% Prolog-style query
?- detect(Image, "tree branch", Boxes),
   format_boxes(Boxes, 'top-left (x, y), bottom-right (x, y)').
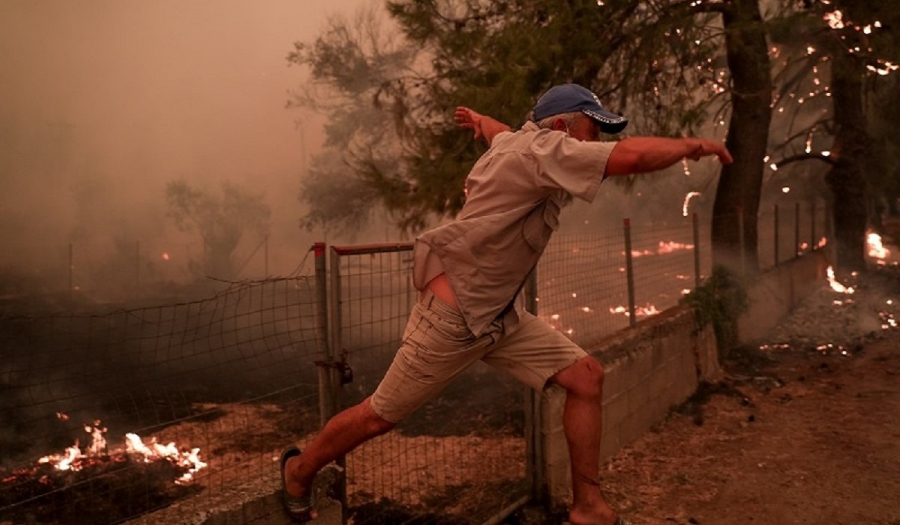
top-left (774, 152), bottom-right (838, 169)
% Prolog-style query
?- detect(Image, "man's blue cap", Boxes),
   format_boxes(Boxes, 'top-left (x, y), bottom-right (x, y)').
top-left (533, 84), bottom-right (628, 134)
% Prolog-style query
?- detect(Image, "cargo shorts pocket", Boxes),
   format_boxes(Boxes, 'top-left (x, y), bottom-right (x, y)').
top-left (398, 304), bottom-right (483, 384)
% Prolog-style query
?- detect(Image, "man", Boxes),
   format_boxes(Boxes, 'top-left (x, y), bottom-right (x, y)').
top-left (281, 83), bottom-right (732, 525)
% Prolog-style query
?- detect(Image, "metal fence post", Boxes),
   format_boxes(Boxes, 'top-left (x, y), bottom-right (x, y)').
top-left (774, 203), bottom-right (780, 267)
top-left (811, 200), bottom-right (817, 250)
top-left (328, 247), bottom-right (343, 418)
top-left (522, 268), bottom-right (544, 504)
top-left (692, 213), bottom-right (701, 289)
top-left (794, 202), bottom-right (801, 259)
top-left (623, 218), bottom-right (636, 328)
top-left (314, 242), bottom-right (332, 428)
top-left (328, 246), bottom-right (349, 521)
top-left (738, 206), bottom-right (746, 277)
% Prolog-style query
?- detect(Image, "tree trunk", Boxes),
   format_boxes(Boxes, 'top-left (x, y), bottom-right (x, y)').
top-left (825, 49), bottom-right (869, 270)
top-left (711, 0), bottom-right (772, 276)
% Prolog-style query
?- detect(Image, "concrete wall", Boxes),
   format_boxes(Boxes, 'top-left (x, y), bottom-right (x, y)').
top-left (737, 249), bottom-right (831, 344)
top-left (539, 249), bottom-right (831, 508)
top-left (540, 305), bottom-right (719, 505)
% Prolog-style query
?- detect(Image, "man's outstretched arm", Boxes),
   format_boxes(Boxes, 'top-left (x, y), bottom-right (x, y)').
top-left (455, 107), bottom-right (512, 146)
top-left (605, 136), bottom-right (732, 176)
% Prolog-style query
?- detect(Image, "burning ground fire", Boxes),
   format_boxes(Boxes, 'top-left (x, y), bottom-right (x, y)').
top-left (624, 240), bottom-right (694, 258)
top-left (12, 416), bottom-right (207, 486)
top-left (760, 262), bottom-right (899, 355)
top-left (867, 232), bottom-right (892, 265)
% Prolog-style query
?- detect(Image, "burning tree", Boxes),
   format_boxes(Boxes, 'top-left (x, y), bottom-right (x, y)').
top-left (165, 180), bottom-right (270, 280)
top-left (293, 0), bottom-right (899, 274)
top-left (764, 1), bottom-right (900, 270)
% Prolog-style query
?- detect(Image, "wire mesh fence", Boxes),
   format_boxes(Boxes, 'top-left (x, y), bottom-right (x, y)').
top-left (536, 214), bottom-right (709, 348)
top-left (758, 200), bottom-right (830, 270)
top-left (0, 203), bottom-right (833, 524)
top-left (0, 276), bottom-right (326, 525)
top-left (328, 244), bottom-right (529, 525)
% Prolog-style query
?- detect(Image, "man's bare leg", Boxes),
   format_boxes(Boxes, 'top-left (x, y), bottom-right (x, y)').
top-left (551, 356), bottom-right (618, 525)
top-left (284, 397), bottom-right (395, 516)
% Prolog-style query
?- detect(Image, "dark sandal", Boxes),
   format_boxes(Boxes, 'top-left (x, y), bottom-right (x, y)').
top-left (563, 518), bottom-right (631, 525)
top-left (280, 446), bottom-right (315, 522)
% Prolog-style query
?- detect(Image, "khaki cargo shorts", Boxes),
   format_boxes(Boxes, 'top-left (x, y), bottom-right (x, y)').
top-left (370, 289), bottom-right (587, 423)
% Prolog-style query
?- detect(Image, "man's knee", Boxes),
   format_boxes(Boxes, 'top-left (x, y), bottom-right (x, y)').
top-left (556, 356), bottom-right (605, 399)
top-left (578, 358), bottom-right (605, 398)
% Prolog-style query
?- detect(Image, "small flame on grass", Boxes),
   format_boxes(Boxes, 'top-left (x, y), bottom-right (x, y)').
top-left (609, 304), bottom-right (660, 317)
top-left (125, 434), bottom-right (207, 485)
top-left (32, 418), bottom-right (206, 485)
top-left (826, 266), bottom-right (854, 294)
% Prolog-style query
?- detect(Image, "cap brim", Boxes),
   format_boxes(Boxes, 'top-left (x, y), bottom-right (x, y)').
top-left (583, 108), bottom-right (628, 134)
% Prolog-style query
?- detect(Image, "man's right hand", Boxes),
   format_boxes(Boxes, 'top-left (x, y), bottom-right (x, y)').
top-left (454, 107), bottom-right (485, 141)
top-left (454, 107), bottom-right (512, 146)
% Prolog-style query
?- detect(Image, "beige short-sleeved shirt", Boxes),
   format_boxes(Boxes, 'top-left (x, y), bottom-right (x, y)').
top-left (413, 121), bottom-right (615, 336)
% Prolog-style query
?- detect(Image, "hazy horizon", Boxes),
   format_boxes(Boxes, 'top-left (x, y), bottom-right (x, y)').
top-left (0, 0), bottom-right (387, 299)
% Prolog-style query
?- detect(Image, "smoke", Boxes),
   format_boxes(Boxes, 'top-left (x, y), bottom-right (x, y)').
top-left (0, 0), bottom-right (373, 302)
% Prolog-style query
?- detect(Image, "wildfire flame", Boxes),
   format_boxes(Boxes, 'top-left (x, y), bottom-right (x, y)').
top-left (657, 241), bottom-right (694, 254)
top-left (609, 304), bottom-right (660, 317)
top-left (126, 433), bottom-right (207, 484)
top-left (624, 240), bottom-right (694, 258)
top-left (867, 232), bottom-right (890, 264)
top-left (33, 419), bottom-right (206, 485)
top-left (826, 266), bottom-right (854, 294)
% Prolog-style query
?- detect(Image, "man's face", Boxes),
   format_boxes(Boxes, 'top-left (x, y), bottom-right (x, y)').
top-left (567, 114), bottom-right (601, 142)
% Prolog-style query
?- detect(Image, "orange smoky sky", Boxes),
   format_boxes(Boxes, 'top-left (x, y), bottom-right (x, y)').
top-left (0, 0), bottom-right (370, 279)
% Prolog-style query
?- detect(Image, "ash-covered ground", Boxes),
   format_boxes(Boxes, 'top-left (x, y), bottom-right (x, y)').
top-left (763, 264), bottom-right (900, 354)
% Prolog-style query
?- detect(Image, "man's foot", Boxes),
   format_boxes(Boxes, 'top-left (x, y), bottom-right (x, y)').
top-left (280, 446), bottom-right (317, 522)
top-left (565, 517), bottom-right (630, 525)
top-left (567, 504), bottom-right (623, 525)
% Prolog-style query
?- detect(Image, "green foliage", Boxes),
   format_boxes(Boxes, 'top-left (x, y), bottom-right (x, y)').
top-left (287, 6), bottom-right (427, 232)
top-left (680, 265), bottom-right (748, 357)
top-left (293, 0), bottom-right (729, 233)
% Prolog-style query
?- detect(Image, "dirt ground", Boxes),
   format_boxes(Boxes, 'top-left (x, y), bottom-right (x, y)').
top-left (508, 259), bottom-right (900, 525)
top-left (593, 331), bottom-right (900, 525)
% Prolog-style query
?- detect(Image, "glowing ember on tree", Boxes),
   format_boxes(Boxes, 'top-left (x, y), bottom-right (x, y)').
top-left (682, 192), bottom-right (701, 217)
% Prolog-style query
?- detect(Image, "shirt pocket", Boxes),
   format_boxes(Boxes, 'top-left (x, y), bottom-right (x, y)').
top-left (522, 198), bottom-right (561, 252)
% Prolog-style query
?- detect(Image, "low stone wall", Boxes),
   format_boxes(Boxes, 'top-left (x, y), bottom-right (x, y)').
top-left (737, 249), bottom-right (831, 344)
top-left (539, 305), bottom-right (719, 506)
top-left (540, 249), bottom-right (831, 508)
